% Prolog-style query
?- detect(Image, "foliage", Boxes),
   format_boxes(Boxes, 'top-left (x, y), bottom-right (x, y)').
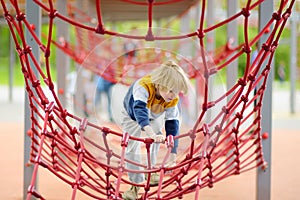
top-left (0, 15), bottom-right (297, 86)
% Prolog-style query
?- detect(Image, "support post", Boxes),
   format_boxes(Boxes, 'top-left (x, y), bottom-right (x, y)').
top-left (226, 0), bottom-right (238, 171)
top-left (289, 10), bottom-right (298, 114)
top-left (226, 0), bottom-right (238, 91)
top-left (56, 0), bottom-right (70, 108)
top-left (24, 1), bottom-right (41, 199)
top-left (73, 0), bottom-right (88, 117)
top-left (257, 1), bottom-right (273, 200)
top-left (194, 2), bottom-right (202, 117)
top-left (206, 0), bottom-right (215, 122)
top-left (9, 33), bottom-right (15, 102)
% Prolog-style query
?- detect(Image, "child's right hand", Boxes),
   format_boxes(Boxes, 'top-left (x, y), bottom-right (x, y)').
top-left (152, 134), bottom-right (165, 143)
top-left (143, 125), bottom-right (165, 143)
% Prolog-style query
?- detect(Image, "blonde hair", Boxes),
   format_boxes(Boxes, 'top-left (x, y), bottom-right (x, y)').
top-left (151, 60), bottom-right (189, 94)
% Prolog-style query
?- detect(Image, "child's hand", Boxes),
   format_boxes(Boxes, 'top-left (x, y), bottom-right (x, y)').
top-left (152, 134), bottom-right (165, 143)
top-left (143, 125), bottom-right (165, 143)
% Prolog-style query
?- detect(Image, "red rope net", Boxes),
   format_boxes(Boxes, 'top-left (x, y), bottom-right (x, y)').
top-left (0, 0), bottom-right (295, 199)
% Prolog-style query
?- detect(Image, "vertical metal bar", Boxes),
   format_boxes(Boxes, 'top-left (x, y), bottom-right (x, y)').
top-left (206, 0), bottom-right (215, 122)
top-left (24, 1), bottom-right (41, 199)
top-left (226, 0), bottom-right (238, 172)
top-left (289, 10), bottom-right (297, 114)
top-left (206, 0), bottom-right (215, 51)
top-left (257, 1), bottom-right (273, 200)
top-left (179, 12), bottom-right (190, 55)
top-left (73, 0), bottom-right (85, 116)
top-left (56, 0), bottom-right (70, 108)
top-left (226, 0), bottom-right (238, 90)
top-left (194, 2), bottom-right (201, 117)
top-left (9, 34), bottom-right (15, 102)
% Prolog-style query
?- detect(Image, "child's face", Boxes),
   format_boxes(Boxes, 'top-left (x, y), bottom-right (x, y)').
top-left (159, 88), bottom-right (178, 102)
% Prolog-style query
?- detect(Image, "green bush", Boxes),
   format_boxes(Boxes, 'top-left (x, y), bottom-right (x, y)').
top-left (0, 20), bottom-right (295, 86)
top-left (0, 26), bottom-right (10, 57)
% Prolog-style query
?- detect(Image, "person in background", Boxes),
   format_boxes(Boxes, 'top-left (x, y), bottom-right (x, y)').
top-left (121, 60), bottom-right (190, 200)
top-left (123, 27), bottom-right (141, 65)
top-left (251, 43), bottom-right (259, 66)
top-left (94, 75), bottom-right (115, 122)
top-left (251, 43), bottom-right (259, 106)
top-left (278, 61), bottom-right (286, 83)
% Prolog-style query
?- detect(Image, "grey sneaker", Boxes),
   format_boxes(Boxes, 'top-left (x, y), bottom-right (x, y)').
top-left (145, 173), bottom-right (160, 186)
top-left (122, 186), bottom-right (140, 200)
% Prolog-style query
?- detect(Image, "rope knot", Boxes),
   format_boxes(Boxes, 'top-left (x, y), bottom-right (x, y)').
top-left (243, 45), bottom-right (251, 54)
top-left (145, 30), bottom-right (154, 41)
top-left (222, 106), bottom-right (229, 114)
top-left (283, 8), bottom-right (291, 19)
top-left (23, 46), bottom-right (32, 55)
top-left (241, 8), bottom-right (250, 17)
top-left (235, 112), bottom-right (243, 119)
top-left (32, 80), bottom-right (40, 88)
top-left (238, 78), bottom-right (246, 86)
top-left (248, 74), bottom-right (256, 82)
top-left (95, 24), bottom-right (105, 34)
top-left (241, 95), bottom-right (248, 103)
top-left (16, 12), bottom-right (26, 21)
top-left (49, 10), bottom-right (58, 19)
top-left (262, 43), bottom-right (270, 51)
top-left (272, 12), bottom-right (281, 21)
top-left (197, 29), bottom-right (205, 39)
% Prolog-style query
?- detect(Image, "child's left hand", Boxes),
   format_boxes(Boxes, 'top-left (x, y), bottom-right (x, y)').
top-left (153, 134), bottom-right (165, 143)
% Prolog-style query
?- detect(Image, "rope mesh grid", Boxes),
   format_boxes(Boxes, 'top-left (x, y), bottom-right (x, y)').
top-left (0, 0), bottom-right (295, 199)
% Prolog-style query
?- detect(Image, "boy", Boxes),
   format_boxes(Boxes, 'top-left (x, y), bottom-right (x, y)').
top-left (121, 60), bottom-right (189, 200)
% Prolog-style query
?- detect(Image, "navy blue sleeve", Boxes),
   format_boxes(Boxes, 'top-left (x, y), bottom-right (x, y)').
top-left (133, 100), bottom-right (150, 128)
top-left (165, 119), bottom-right (179, 153)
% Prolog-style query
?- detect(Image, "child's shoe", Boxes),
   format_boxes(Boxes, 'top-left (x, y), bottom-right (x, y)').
top-left (122, 186), bottom-right (140, 200)
top-left (145, 173), bottom-right (160, 186)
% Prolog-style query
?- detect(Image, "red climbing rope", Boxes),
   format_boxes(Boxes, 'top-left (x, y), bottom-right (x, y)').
top-left (0, 0), bottom-right (295, 199)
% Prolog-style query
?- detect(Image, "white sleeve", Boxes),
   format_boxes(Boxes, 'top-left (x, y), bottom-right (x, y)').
top-left (132, 82), bottom-right (149, 103)
top-left (165, 106), bottom-right (180, 121)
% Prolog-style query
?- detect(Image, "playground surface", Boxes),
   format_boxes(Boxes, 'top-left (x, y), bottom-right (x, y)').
top-left (0, 84), bottom-right (299, 200)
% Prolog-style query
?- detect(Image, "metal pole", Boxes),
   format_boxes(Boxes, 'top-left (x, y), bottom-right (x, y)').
top-left (226, 0), bottom-right (238, 100)
top-left (257, 1), bottom-right (273, 200)
top-left (9, 33), bottom-right (15, 102)
top-left (289, 10), bottom-right (298, 114)
top-left (56, 0), bottom-right (70, 108)
top-left (179, 12), bottom-right (190, 56)
top-left (206, 0), bottom-right (215, 122)
top-left (226, 0), bottom-right (238, 172)
top-left (24, 1), bottom-right (41, 199)
top-left (73, 0), bottom-right (86, 116)
top-left (195, 2), bottom-right (201, 117)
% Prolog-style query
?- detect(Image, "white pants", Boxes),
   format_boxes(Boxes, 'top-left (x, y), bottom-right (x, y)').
top-left (121, 109), bottom-right (163, 183)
